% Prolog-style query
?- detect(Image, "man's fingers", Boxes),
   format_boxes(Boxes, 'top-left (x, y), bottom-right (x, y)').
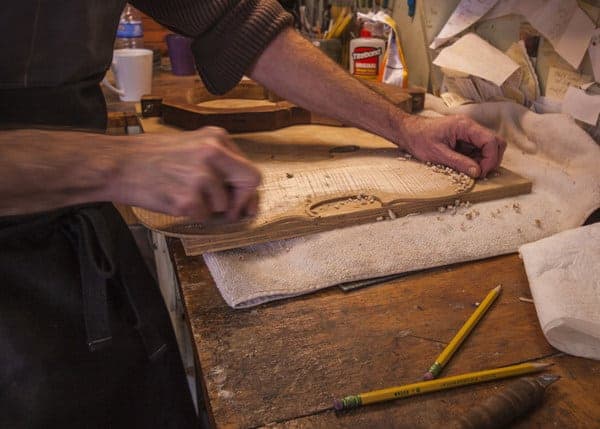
top-left (198, 126), bottom-right (244, 156)
top-left (244, 192), bottom-right (259, 217)
top-left (436, 144), bottom-right (481, 178)
top-left (227, 186), bottom-right (258, 221)
top-left (207, 144), bottom-right (262, 190)
top-left (454, 116), bottom-right (505, 177)
top-left (201, 173), bottom-right (229, 214)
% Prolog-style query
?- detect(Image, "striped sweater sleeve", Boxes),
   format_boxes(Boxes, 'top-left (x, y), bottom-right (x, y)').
top-left (131, 0), bottom-right (293, 94)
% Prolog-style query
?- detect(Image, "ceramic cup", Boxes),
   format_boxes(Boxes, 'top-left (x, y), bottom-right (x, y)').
top-left (102, 48), bottom-right (153, 101)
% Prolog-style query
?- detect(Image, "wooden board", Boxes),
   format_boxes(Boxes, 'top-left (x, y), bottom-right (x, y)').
top-left (158, 79), bottom-right (419, 132)
top-left (167, 243), bottom-right (600, 429)
top-left (133, 124), bottom-right (531, 255)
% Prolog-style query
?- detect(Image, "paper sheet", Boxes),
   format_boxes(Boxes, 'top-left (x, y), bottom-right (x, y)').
top-left (504, 41), bottom-right (540, 103)
top-left (472, 76), bottom-right (504, 100)
top-left (545, 66), bottom-right (592, 100)
top-left (562, 86), bottom-right (600, 125)
top-left (433, 33), bottom-right (519, 86)
top-left (484, 0), bottom-right (594, 69)
top-left (429, 0), bottom-right (500, 49)
top-left (520, 223), bottom-right (600, 361)
top-left (588, 29), bottom-right (600, 83)
top-left (530, 1), bottom-right (594, 69)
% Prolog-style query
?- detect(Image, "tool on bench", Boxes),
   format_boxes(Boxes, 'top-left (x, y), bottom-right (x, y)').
top-left (333, 361), bottom-right (552, 411)
top-left (450, 374), bottom-right (561, 429)
top-left (424, 284), bottom-right (502, 380)
top-left (333, 284), bottom-right (559, 418)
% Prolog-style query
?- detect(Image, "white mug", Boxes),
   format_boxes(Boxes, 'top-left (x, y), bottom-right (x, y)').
top-left (102, 49), bottom-right (153, 102)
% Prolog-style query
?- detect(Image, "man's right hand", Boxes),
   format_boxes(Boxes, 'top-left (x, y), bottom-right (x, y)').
top-left (117, 126), bottom-right (261, 222)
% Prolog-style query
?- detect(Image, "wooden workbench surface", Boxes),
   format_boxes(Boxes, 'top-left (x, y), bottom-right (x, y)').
top-left (168, 239), bottom-right (600, 428)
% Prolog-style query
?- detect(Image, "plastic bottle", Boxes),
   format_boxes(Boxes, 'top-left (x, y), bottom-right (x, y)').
top-left (349, 26), bottom-right (386, 80)
top-left (114, 4), bottom-right (144, 49)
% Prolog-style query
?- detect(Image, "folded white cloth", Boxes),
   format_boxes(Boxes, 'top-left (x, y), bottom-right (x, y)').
top-left (519, 223), bottom-right (600, 360)
top-left (204, 98), bottom-right (600, 308)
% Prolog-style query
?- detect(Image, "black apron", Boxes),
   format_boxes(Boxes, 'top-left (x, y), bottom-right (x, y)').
top-left (0, 2), bottom-right (196, 427)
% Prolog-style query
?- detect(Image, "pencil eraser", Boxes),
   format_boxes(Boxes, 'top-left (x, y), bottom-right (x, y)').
top-left (423, 371), bottom-right (434, 381)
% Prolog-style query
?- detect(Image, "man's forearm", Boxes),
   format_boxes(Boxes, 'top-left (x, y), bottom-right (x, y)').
top-left (0, 129), bottom-right (122, 216)
top-left (248, 27), bottom-right (413, 150)
top-left (248, 27), bottom-right (506, 178)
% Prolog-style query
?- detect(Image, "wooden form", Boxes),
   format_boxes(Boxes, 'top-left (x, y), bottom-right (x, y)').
top-left (133, 123), bottom-right (531, 255)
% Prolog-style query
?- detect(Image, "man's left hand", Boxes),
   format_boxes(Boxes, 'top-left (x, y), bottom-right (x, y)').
top-left (400, 115), bottom-right (507, 178)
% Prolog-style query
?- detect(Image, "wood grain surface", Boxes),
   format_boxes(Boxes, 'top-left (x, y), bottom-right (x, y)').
top-left (168, 240), bottom-right (600, 429)
top-left (133, 122), bottom-right (531, 255)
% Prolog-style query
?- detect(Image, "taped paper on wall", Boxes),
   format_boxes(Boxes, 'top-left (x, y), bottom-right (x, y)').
top-left (433, 33), bottom-right (519, 86)
top-left (588, 29), bottom-right (600, 83)
top-left (483, 0), bottom-right (594, 69)
top-left (504, 41), bottom-right (540, 104)
top-left (561, 87), bottom-right (600, 125)
top-left (430, 0), bottom-right (500, 49)
top-left (545, 66), bottom-right (592, 100)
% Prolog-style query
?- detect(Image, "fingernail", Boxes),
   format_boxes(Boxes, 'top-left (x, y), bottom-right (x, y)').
top-left (468, 167), bottom-right (478, 177)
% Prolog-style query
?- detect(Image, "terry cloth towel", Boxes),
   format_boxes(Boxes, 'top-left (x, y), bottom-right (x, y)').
top-left (204, 98), bottom-right (600, 308)
top-left (519, 223), bottom-right (600, 360)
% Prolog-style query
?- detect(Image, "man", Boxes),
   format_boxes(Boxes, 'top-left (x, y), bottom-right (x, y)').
top-left (0, 1), bottom-right (505, 427)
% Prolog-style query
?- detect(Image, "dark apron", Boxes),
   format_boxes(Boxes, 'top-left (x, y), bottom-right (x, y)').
top-left (0, 3), bottom-right (196, 428)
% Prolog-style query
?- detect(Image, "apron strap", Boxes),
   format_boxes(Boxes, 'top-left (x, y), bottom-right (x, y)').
top-left (62, 206), bottom-right (167, 359)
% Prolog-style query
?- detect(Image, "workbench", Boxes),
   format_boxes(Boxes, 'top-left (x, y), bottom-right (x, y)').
top-left (108, 72), bottom-right (600, 428)
top-left (153, 235), bottom-right (600, 429)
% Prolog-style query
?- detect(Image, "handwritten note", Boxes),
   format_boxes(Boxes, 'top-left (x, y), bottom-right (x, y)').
top-left (430, 0), bottom-right (500, 49)
top-left (562, 87), bottom-right (600, 125)
top-left (588, 29), bottom-right (600, 83)
top-left (545, 66), bottom-right (592, 100)
top-left (531, 1), bottom-right (593, 69)
top-left (484, 0), bottom-right (594, 69)
top-left (433, 33), bottom-right (519, 86)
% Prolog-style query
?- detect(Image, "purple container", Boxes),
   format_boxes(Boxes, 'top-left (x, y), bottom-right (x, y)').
top-left (165, 34), bottom-right (196, 76)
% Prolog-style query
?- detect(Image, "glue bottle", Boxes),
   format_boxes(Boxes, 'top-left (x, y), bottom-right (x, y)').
top-left (349, 24), bottom-right (386, 80)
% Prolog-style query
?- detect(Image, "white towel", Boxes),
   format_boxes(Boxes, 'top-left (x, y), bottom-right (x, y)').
top-left (519, 223), bottom-right (600, 360)
top-left (204, 98), bottom-right (600, 308)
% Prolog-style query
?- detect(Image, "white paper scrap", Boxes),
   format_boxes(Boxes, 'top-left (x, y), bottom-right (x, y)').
top-left (433, 33), bottom-right (519, 86)
top-left (588, 29), bottom-right (600, 83)
top-left (430, 0), bottom-right (500, 50)
top-left (545, 66), bottom-right (592, 100)
top-left (485, 0), bottom-right (594, 69)
top-left (536, 4), bottom-right (595, 69)
top-left (561, 87), bottom-right (600, 125)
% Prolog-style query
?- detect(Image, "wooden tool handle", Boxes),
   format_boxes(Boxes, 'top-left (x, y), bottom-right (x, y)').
top-left (450, 375), bottom-right (559, 429)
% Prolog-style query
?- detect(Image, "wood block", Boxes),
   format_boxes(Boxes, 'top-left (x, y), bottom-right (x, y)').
top-left (159, 79), bottom-right (417, 133)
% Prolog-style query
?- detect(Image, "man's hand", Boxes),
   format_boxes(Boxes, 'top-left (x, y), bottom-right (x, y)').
top-left (400, 115), bottom-right (507, 178)
top-left (115, 126), bottom-right (261, 222)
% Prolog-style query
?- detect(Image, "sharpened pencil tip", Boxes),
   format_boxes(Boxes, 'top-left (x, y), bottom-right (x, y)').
top-left (493, 284), bottom-right (502, 292)
top-left (423, 371), bottom-right (434, 381)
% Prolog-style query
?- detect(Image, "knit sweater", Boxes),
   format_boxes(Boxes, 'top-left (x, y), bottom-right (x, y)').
top-left (132, 0), bottom-right (293, 94)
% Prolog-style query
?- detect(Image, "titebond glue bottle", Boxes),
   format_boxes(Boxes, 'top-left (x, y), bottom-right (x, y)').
top-left (349, 26), bottom-right (386, 80)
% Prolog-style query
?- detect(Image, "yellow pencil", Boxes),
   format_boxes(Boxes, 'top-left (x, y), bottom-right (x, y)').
top-left (423, 284), bottom-right (502, 380)
top-left (333, 361), bottom-right (551, 411)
